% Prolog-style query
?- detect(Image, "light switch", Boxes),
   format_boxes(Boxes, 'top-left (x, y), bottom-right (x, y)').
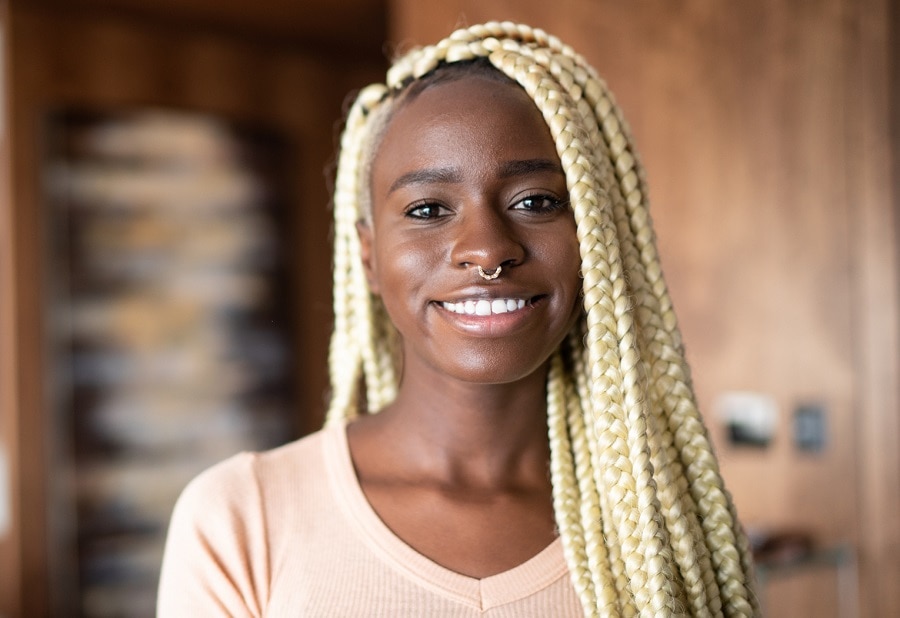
top-left (794, 403), bottom-right (826, 452)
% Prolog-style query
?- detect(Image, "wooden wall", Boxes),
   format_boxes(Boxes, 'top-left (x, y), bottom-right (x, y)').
top-left (2, 1), bottom-right (897, 616)
top-left (0, 2), bottom-right (384, 614)
top-left (387, 1), bottom-right (899, 616)
top-left (0, 1), bottom-right (21, 614)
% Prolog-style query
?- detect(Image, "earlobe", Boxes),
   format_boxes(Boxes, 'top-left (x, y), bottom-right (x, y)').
top-left (356, 220), bottom-right (380, 294)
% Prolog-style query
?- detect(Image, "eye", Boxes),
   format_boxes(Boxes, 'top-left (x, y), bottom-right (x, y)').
top-left (511, 193), bottom-right (569, 214)
top-left (404, 201), bottom-right (451, 220)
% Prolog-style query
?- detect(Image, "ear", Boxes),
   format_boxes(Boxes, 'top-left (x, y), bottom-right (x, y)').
top-left (356, 219), bottom-right (380, 295)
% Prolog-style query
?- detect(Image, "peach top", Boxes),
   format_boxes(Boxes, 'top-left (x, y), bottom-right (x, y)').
top-left (157, 422), bottom-right (582, 616)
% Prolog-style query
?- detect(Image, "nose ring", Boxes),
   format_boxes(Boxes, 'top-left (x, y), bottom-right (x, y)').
top-left (477, 265), bottom-right (502, 280)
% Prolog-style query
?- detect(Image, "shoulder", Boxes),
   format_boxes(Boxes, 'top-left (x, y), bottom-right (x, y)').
top-left (173, 426), bottom-right (334, 519)
top-left (254, 424), bottom-right (335, 481)
top-left (157, 427), bottom-right (339, 616)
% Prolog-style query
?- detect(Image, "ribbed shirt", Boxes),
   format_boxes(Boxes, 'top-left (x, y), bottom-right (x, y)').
top-left (157, 422), bottom-right (583, 616)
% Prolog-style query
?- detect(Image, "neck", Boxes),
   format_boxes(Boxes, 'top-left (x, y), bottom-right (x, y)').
top-left (357, 362), bottom-right (551, 490)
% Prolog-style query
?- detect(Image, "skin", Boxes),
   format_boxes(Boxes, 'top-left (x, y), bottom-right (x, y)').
top-left (349, 74), bottom-right (582, 579)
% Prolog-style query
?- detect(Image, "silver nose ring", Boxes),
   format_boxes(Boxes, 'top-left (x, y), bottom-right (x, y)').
top-left (477, 265), bottom-right (502, 280)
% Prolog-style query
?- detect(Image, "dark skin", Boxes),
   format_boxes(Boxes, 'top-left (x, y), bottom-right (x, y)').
top-left (349, 75), bottom-right (582, 579)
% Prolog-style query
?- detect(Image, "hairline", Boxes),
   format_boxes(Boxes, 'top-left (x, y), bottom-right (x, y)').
top-left (359, 60), bottom-right (541, 224)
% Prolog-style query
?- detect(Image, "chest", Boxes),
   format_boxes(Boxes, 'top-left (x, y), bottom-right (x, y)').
top-left (264, 498), bottom-right (579, 617)
top-left (360, 482), bottom-right (558, 579)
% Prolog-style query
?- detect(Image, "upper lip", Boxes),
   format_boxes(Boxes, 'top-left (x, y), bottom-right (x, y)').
top-left (433, 285), bottom-right (543, 304)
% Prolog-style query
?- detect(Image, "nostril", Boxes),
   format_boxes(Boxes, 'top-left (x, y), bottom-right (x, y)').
top-left (449, 214), bottom-right (527, 269)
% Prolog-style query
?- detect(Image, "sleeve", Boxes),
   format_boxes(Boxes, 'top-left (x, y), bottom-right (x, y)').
top-left (157, 453), bottom-right (270, 617)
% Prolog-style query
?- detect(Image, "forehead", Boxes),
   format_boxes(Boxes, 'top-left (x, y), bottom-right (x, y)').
top-left (371, 75), bottom-right (559, 188)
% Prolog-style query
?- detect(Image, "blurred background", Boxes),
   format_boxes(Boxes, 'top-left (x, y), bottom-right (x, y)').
top-left (0, 0), bottom-right (896, 616)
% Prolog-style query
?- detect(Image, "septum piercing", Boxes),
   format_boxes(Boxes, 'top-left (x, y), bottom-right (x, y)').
top-left (477, 265), bottom-right (502, 280)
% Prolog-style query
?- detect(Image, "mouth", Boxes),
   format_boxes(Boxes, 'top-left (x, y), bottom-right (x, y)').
top-left (439, 296), bottom-right (538, 316)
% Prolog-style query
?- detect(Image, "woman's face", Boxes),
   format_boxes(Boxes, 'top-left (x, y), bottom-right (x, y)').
top-left (360, 74), bottom-right (582, 386)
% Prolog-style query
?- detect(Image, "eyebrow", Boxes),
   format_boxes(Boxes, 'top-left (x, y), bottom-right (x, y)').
top-left (387, 158), bottom-right (564, 195)
top-left (388, 168), bottom-right (461, 194)
top-left (498, 158), bottom-right (564, 178)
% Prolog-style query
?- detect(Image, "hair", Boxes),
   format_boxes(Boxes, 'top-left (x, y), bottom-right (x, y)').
top-left (326, 21), bottom-right (759, 618)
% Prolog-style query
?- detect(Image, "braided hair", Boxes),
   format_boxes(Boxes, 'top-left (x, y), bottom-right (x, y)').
top-left (326, 21), bottom-right (758, 618)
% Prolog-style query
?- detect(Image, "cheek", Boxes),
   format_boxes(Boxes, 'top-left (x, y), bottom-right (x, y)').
top-left (374, 236), bottom-right (440, 284)
top-left (545, 226), bottom-right (583, 324)
top-left (371, 236), bottom-right (441, 323)
top-left (538, 224), bottom-right (581, 283)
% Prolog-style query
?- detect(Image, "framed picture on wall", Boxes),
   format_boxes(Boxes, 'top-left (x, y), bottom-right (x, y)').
top-left (43, 108), bottom-right (298, 617)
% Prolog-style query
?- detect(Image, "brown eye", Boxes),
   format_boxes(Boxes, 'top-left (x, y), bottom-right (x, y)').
top-left (511, 194), bottom-right (568, 214)
top-left (405, 202), bottom-right (450, 220)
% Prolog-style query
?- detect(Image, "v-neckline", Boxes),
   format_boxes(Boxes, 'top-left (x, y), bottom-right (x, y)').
top-left (322, 421), bottom-right (569, 611)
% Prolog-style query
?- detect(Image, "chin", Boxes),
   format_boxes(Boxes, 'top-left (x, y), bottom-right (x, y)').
top-left (440, 356), bottom-right (552, 387)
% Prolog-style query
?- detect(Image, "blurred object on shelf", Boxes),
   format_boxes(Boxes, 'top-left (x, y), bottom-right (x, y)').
top-left (43, 108), bottom-right (297, 617)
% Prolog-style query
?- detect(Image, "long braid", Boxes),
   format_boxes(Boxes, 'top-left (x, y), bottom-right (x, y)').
top-left (547, 352), bottom-right (600, 617)
top-left (567, 328), bottom-right (632, 616)
top-left (327, 83), bottom-right (398, 424)
top-left (326, 21), bottom-right (758, 616)
top-left (327, 85), bottom-right (377, 423)
top-left (539, 47), bottom-right (722, 616)
top-left (586, 60), bottom-right (759, 617)
top-left (465, 45), bottom-right (675, 614)
top-left (529, 39), bottom-right (751, 614)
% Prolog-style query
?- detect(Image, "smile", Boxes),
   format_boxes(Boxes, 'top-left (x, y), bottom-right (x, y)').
top-left (440, 298), bottom-right (529, 316)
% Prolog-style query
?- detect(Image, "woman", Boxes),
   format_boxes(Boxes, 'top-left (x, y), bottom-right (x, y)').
top-left (159, 22), bottom-right (758, 617)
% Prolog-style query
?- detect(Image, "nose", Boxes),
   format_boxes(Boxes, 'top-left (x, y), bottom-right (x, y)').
top-left (449, 205), bottom-right (526, 271)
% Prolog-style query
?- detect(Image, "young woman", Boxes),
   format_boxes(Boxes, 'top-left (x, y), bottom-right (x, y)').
top-left (158, 22), bottom-right (758, 617)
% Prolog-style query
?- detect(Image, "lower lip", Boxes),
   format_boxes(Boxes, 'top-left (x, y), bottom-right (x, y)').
top-left (433, 299), bottom-right (541, 337)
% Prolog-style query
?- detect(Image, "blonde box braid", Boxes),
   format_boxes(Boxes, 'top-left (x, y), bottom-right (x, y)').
top-left (326, 22), bottom-right (758, 618)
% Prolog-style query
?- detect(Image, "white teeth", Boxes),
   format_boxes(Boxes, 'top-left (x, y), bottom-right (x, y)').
top-left (442, 298), bottom-right (530, 316)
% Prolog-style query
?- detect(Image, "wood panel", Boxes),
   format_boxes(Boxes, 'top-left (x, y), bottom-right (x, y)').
top-left (26, 0), bottom-right (388, 59)
top-left (0, 2), bottom-right (23, 616)
top-left (1, 3), bottom-right (384, 613)
top-left (387, 2), bottom-right (897, 616)
top-left (845, 0), bottom-right (900, 615)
